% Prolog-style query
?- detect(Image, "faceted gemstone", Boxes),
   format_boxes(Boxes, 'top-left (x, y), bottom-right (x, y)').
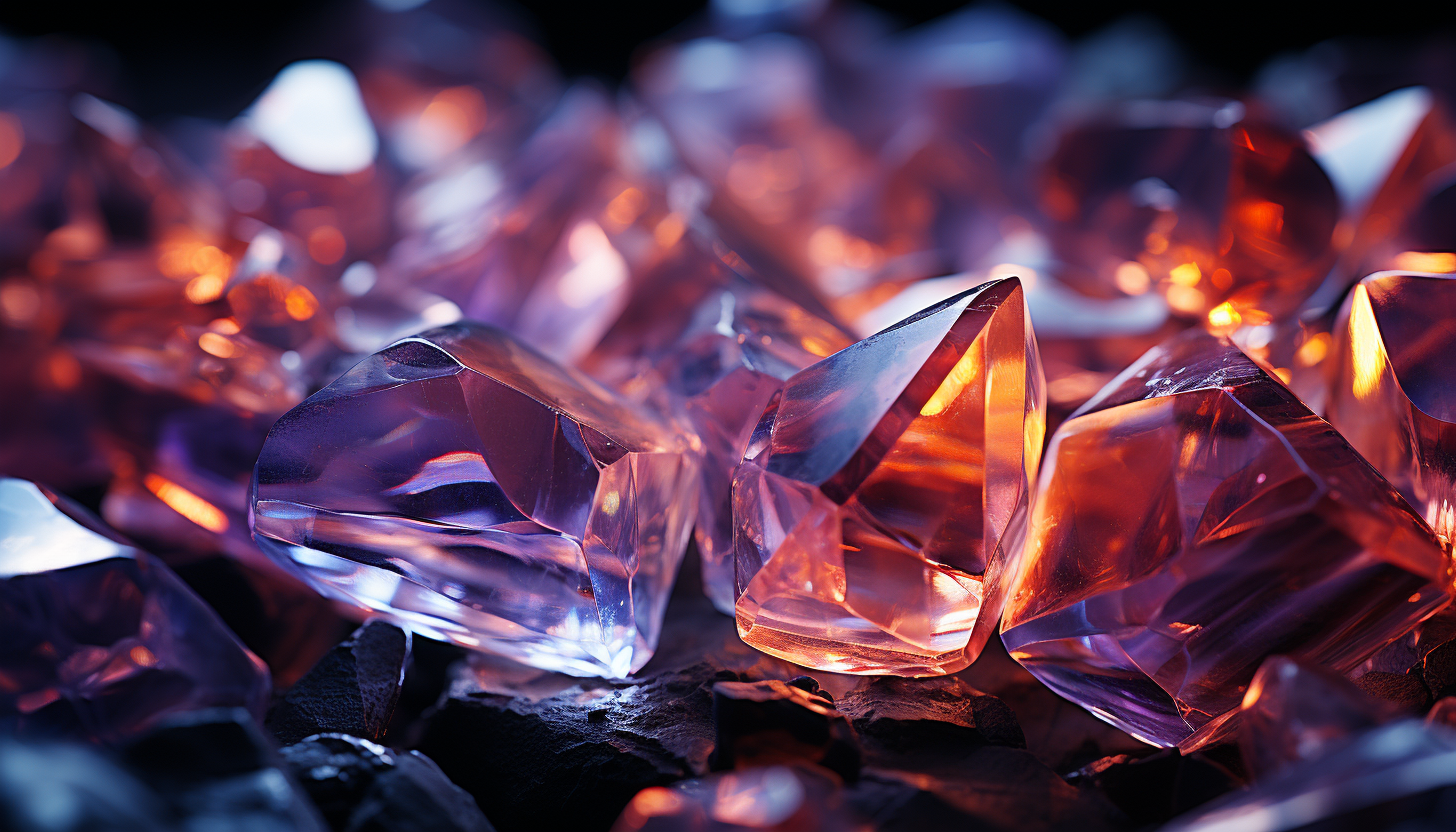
top-left (733, 276), bottom-right (1045, 675)
top-left (1162, 721), bottom-right (1456, 832)
top-left (592, 276), bottom-right (853, 614)
top-left (251, 323), bottom-right (699, 678)
top-left (1002, 330), bottom-right (1452, 750)
top-left (611, 765), bottom-right (859, 832)
top-left (1226, 308), bottom-right (1336, 416)
top-left (1238, 655), bottom-right (1400, 779)
top-left (1302, 87), bottom-right (1456, 297)
top-left (1038, 98), bottom-right (1340, 320)
top-left (1327, 271), bottom-right (1456, 548)
top-left (0, 478), bottom-right (271, 743)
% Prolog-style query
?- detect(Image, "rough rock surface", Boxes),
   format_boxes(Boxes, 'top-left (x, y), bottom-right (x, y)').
top-left (267, 621), bottom-right (412, 745)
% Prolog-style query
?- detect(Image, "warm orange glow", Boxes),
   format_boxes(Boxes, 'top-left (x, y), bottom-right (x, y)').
top-left (185, 273), bottom-right (226, 304)
top-left (1295, 332), bottom-right (1331, 367)
top-left (307, 226), bottom-right (347, 264)
top-left (921, 347), bottom-right (981, 417)
top-left (209, 317), bottom-right (241, 335)
top-left (653, 213), bottom-right (686, 248)
top-left (144, 474), bottom-right (229, 533)
top-left (1169, 262), bottom-right (1202, 286)
top-left (1392, 251), bottom-right (1456, 273)
top-left (419, 86), bottom-right (488, 154)
top-left (45, 351), bottom-right (81, 390)
top-left (0, 280), bottom-right (41, 327)
top-left (285, 285), bottom-right (319, 320)
top-left (1114, 261), bottom-right (1151, 294)
top-left (129, 645), bottom-right (157, 667)
top-left (1210, 268), bottom-right (1233, 290)
top-left (0, 112), bottom-right (23, 169)
top-left (1238, 200), bottom-right (1285, 237)
top-left (1144, 233), bottom-right (1169, 255)
top-left (1348, 284), bottom-right (1386, 399)
top-left (198, 331), bottom-right (237, 358)
top-left (1166, 284), bottom-right (1206, 314)
top-left (1207, 302), bottom-right (1241, 330)
top-left (604, 187), bottom-right (646, 229)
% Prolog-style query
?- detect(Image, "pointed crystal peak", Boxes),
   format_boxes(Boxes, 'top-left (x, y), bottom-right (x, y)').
top-left (734, 276), bottom-right (1045, 675)
top-left (1239, 655), bottom-right (1401, 779)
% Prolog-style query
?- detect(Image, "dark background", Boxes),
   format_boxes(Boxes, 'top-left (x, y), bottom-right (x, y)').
top-left (1, 0), bottom-right (1451, 120)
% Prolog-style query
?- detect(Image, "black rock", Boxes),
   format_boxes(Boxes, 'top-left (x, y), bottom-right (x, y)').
top-left (1423, 639), bottom-right (1456, 700)
top-left (122, 707), bottom-right (327, 832)
top-left (415, 584), bottom-right (800, 832)
top-left (280, 734), bottom-right (494, 832)
top-left (387, 634), bottom-right (468, 745)
top-left (0, 738), bottom-right (172, 832)
top-left (836, 676), bottom-right (1025, 765)
top-left (710, 679), bottom-right (860, 780)
top-left (1354, 670), bottom-right (1433, 713)
top-left (268, 620), bottom-right (412, 745)
top-left (1068, 748), bottom-right (1242, 827)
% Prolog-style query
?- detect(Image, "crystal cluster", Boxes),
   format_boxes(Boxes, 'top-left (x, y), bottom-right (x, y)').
top-left (12, 4), bottom-right (1456, 828)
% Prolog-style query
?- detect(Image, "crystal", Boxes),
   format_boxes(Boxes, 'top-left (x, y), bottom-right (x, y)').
top-left (0, 478), bottom-right (271, 742)
top-left (1162, 721), bottom-right (1456, 832)
top-left (733, 276), bottom-right (1045, 675)
top-left (611, 765), bottom-right (859, 832)
top-left (1239, 655), bottom-right (1400, 779)
top-left (251, 323), bottom-right (699, 678)
top-left (593, 277), bottom-right (853, 614)
top-left (1326, 271), bottom-right (1456, 548)
top-left (1038, 99), bottom-right (1340, 320)
top-left (1067, 750), bottom-right (1239, 828)
top-left (1001, 330), bottom-right (1452, 750)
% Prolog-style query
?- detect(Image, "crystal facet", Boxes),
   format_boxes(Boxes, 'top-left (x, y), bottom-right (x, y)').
top-left (1002, 331), bottom-right (1452, 750)
top-left (1327, 270), bottom-right (1456, 549)
top-left (0, 478), bottom-right (271, 742)
top-left (733, 276), bottom-right (1044, 675)
top-left (1038, 99), bottom-right (1340, 320)
top-left (251, 323), bottom-right (699, 678)
top-left (1238, 655), bottom-right (1400, 779)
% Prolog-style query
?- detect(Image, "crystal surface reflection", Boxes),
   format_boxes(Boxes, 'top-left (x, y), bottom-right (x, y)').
top-left (1003, 331), bottom-right (1452, 750)
top-left (251, 323), bottom-right (698, 678)
top-left (733, 276), bottom-right (1044, 675)
top-left (0, 478), bottom-right (270, 742)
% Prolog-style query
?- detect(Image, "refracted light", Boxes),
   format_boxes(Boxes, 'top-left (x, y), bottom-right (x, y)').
top-left (1392, 251), bottom-right (1456, 273)
top-left (307, 226), bottom-right (347, 264)
top-left (653, 213), bottom-right (686, 248)
top-left (1114, 261), bottom-right (1151, 294)
top-left (197, 332), bottom-right (237, 358)
top-left (185, 273), bottom-right (226, 304)
top-left (1169, 262), bottom-right (1202, 286)
top-left (284, 286), bottom-right (319, 321)
top-left (1296, 332), bottom-right (1331, 366)
top-left (143, 474), bottom-right (228, 533)
top-left (1348, 283), bottom-right (1386, 399)
top-left (556, 221), bottom-right (628, 309)
top-left (921, 346), bottom-right (981, 417)
top-left (1207, 302), bottom-right (1241, 329)
top-left (246, 60), bottom-right (378, 175)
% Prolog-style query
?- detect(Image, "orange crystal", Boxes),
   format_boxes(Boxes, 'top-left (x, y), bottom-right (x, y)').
top-left (732, 276), bottom-right (1044, 675)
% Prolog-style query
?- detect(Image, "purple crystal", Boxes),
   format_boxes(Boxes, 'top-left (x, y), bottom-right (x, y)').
top-left (251, 323), bottom-right (699, 678)
top-left (0, 478), bottom-right (271, 742)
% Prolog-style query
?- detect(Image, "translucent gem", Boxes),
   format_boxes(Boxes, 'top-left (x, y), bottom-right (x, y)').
top-left (1002, 330), bottom-right (1452, 750)
top-left (1239, 656), bottom-right (1400, 779)
top-left (611, 765), bottom-right (857, 832)
top-left (595, 277), bottom-right (854, 614)
top-left (0, 478), bottom-right (271, 742)
top-left (1038, 99), bottom-right (1340, 320)
top-left (1327, 271), bottom-right (1456, 549)
top-left (251, 323), bottom-right (699, 678)
top-left (1163, 721), bottom-right (1456, 832)
top-left (733, 276), bottom-right (1045, 675)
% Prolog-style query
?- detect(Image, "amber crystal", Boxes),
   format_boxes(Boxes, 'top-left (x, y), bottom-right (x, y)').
top-left (1002, 330), bottom-right (1451, 750)
top-left (1038, 99), bottom-right (1340, 320)
top-left (1327, 270), bottom-right (1456, 547)
top-left (732, 276), bottom-right (1044, 676)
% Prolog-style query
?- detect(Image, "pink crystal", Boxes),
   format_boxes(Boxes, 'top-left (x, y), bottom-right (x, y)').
top-left (733, 276), bottom-right (1044, 675)
top-left (251, 323), bottom-right (698, 678)
top-left (1002, 330), bottom-right (1451, 750)
top-left (0, 478), bottom-right (270, 742)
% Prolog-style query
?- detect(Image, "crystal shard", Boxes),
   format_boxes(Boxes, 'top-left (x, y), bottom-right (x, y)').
top-left (733, 276), bottom-right (1044, 675)
top-left (251, 323), bottom-right (698, 678)
top-left (0, 478), bottom-right (270, 742)
top-left (1038, 99), bottom-right (1340, 320)
top-left (612, 765), bottom-right (860, 832)
top-left (1239, 655), bottom-right (1400, 779)
top-left (1002, 331), bottom-right (1452, 750)
top-left (1327, 271), bottom-right (1456, 548)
